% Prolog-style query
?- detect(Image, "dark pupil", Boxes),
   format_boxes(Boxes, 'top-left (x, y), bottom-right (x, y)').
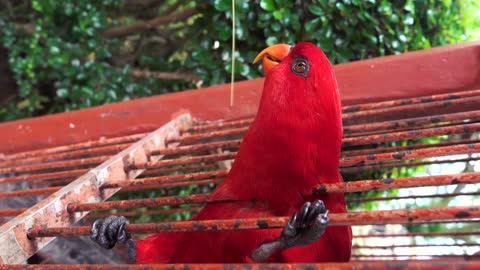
top-left (295, 61), bottom-right (306, 72)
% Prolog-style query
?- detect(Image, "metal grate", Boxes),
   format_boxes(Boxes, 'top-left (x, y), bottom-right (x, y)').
top-left (1, 43), bottom-right (480, 268)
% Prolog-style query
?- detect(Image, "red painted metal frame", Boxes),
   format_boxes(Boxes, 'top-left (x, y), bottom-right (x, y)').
top-left (0, 114), bottom-right (193, 264)
top-left (1, 41), bottom-right (480, 154)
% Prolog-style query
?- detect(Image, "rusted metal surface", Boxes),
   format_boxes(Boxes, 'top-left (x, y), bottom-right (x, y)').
top-left (354, 231), bottom-right (480, 238)
top-left (127, 152), bottom-right (237, 171)
top-left (341, 156), bottom-right (480, 174)
top-left (102, 170), bottom-right (228, 189)
top-left (28, 206), bottom-right (480, 237)
top-left (66, 172), bottom-right (480, 213)
top-left (340, 143), bottom-right (480, 167)
top-left (342, 88), bottom-right (480, 113)
top-left (315, 172), bottom-right (480, 193)
top-left (342, 138), bottom-right (480, 157)
top-left (342, 95), bottom-right (480, 124)
top-left (67, 193), bottom-right (214, 213)
top-left (343, 110), bottom-right (480, 136)
top-left (0, 114), bottom-right (192, 264)
top-left (0, 143), bottom-right (130, 168)
top-left (349, 191), bottom-right (480, 203)
top-left (342, 122), bottom-right (480, 147)
top-left (86, 207), bottom-right (202, 220)
top-left (149, 139), bottom-right (241, 156)
top-left (3, 261), bottom-right (480, 270)
top-left (0, 169), bottom-right (87, 184)
top-left (166, 127), bottom-right (248, 144)
top-left (140, 163), bottom-right (219, 177)
top-left (0, 156), bottom-right (109, 175)
top-left (185, 119), bottom-right (252, 134)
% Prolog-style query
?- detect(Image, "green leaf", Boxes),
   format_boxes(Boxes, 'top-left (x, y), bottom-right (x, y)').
top-left (260, 0), bottom-right (276, 12)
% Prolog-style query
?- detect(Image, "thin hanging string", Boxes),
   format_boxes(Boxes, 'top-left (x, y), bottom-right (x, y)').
top-left (230, 0), bottom-right (236, 107)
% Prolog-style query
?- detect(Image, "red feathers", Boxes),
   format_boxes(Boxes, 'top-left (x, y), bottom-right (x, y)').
top-left (136, 42), bottom-right (352, 263)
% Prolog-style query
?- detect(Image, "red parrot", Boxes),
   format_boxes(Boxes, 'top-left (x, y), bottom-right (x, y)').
top-left (91, 42), bottom-right (352, 263)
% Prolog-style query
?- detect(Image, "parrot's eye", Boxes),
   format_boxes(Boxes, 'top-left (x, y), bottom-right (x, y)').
top-left (291, 57), bottom-right (310, 77)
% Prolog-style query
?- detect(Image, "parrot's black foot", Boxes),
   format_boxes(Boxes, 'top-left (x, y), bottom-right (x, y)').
top-left (90, 216), bottom-right (136, 263)
top-left (251, 200), bottom-right (329, 262)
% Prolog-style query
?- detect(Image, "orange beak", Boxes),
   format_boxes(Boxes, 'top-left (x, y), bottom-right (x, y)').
top-left (253, 44), bottom-right (291, 75)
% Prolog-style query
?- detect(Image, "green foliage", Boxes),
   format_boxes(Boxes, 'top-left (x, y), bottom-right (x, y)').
top-left (1, 0), bottom-right (479, 121)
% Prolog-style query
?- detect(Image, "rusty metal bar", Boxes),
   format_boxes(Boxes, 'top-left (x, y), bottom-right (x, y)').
top-left (0, 208), bottom-right (28, 217)
top-left (354, 231), bottom-right (480, 238)
top-left (119, 178), bottom-right (223, 192)
top-left (1, 133), bottom-right (147, 162)
top-left (0, 143), bottom-right (130, 169)
top-left (340, 143), bottom-right (480, 168)
top-left (348, 191), bottom-right (480, 203)
top-left (149, 139), bottom-right (241, 157)
top-left (29, 206), bottom-right (480, 238)
top-left (0, 187), bottom-right (60, 199)
top-left (341, 156), bottom-right (480, 174)
top-left (0, 155), bottom-right (109, 175)
top-left (354, 243), bottom-right (480, 249)
top-left (342, 95), bottom-right (480, 123)
top-left (342, 88), bottom-right (480, 113)
top-left (67, 172), bottom-right (480, 212)
top-left (343, 110), bottom-right (480, 136)
top-left (101, 170), bottom-right (228, 189)
top-left (0, 114), bottom-right (193, 264)
top-left (140, 163), bottom-right (219, 177)
top-left (67, 193), bottom-right (214, 212)
top-left (127, 152), bottom-right (237, 171)
top-left (0, 169), bottom-right (88, 185)
top-left (342, 122), bottom-right (480, 147)
top-left (2, 261), bottom-right (480, 270)
top-left (315, 172), bottom-right (480, 193)
top-left (341, 138), bottom-right (480, 157)
top-left (86, 207), bottom-right (202, 220)
top-left (167, 127), bottom-right (248, 145)
top-left (185, 119), bottom-right (252, 134)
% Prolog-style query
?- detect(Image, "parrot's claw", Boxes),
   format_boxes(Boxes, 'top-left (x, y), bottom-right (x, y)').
top-left (251, 200), bottom-right (329, 262)
top-left (280, 200), bottom-right (329, 248)
top-left (90, 216), bottom-right (136, 263)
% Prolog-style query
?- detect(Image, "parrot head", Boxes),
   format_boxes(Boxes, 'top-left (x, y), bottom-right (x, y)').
top-left (252, 42), bottom-right (343, 181)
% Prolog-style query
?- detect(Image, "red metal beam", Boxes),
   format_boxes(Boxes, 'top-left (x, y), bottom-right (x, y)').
top-left (1, 41), bottom-right (479, 154)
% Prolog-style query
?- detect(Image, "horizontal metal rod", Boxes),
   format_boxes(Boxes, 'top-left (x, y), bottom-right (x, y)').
top-left (140, 163), bottom-right (219, 177)
top-left (0, 186), bottom-right (61, 199)
top-left (85, 207), bottom-right (202, 220)
top-left (342, 122), bottom-right (480, 147)
top-left (0, 143), bottom-right (129, 169)
top-left (343, 95), bottom-right (480, 123)
top-left (30, 206), bottom-right (480, 237)
top-left (344, 110), bottom-right (480, 136)
top-left (342, 88), bottom-right (480, 113)
top-left (354, 243), bottom-right (480, 249)
top-left (149, 139), bottom-right (241, 157)
top-left (118, 178), bottom-right (223, 192)
top-left (315, 172), bottom-right (480, 193)
top-left (166, 127), bottom-right (248, 145)
top-left (0, 155), bottom-right (108, 175)
top-left (101, 170), bottom-right (228, 189)
top-left (349, 191), bottom-right (480, 203)
top-left (3, 261), bottom-right (480, 270)
top-left (354, 231), bottom-right (480, 238)
top-left (127, 152), bottom-right (236, 171)
top-left (341, 156), bottom-right (480, 174)
top-left (67, 172), bottom-right (480, 212)
top-left (1, 133), bottom-right (146, 162)
top-left (0, 168), bottom-right (87, 185)
top-left (185, 119), bottom-right (252, 134)
top-left (340, 142), bottom-right (480, 168)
